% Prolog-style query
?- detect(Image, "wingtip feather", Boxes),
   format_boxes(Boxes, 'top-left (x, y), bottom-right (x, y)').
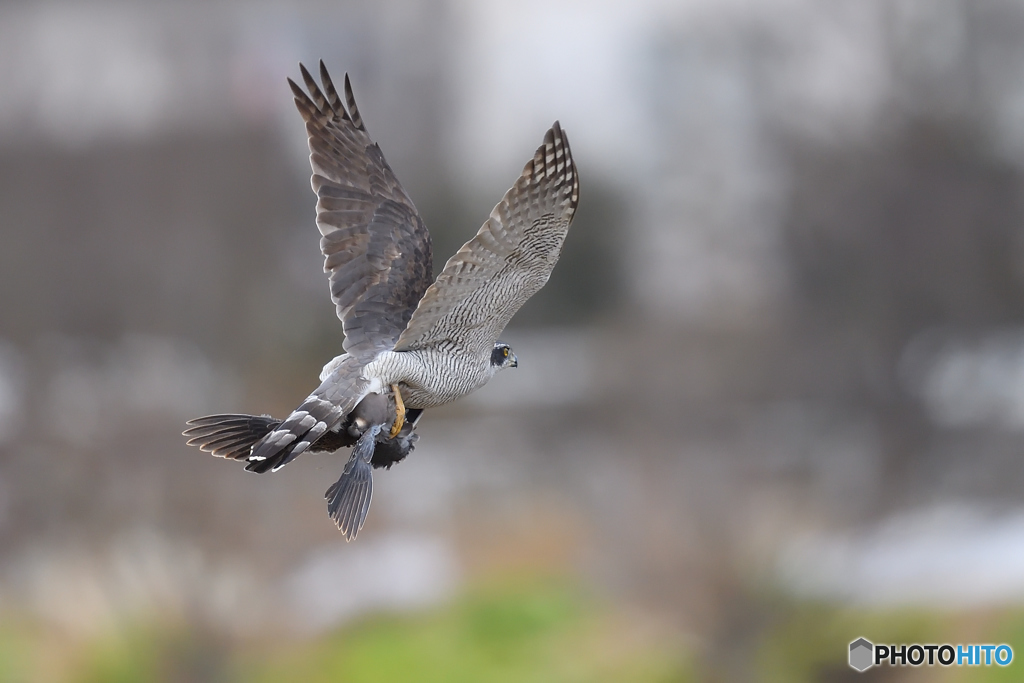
top-left (318, 61), bottom-right (345, 117)
top-left (343, 73), bottom-right (366, 132)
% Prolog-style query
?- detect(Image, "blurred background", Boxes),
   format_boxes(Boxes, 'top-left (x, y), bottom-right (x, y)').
top-left (3, 0), bottom-right (1024, 680)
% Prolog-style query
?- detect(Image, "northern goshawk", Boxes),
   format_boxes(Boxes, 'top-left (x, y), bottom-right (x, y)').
top-left (184, 62), bottom-right (579, 539)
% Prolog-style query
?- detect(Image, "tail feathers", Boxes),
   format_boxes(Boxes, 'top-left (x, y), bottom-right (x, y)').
top-left (183, 414), bottom-right (282, 461)
top-left (246, 394), bottom-right (347, 473)
top-left (184, 398), bottom-right (421, 473)
top-left (326, 424), bottom-right (381, 541)
top-left (246, 356), bottom-right (367, 474)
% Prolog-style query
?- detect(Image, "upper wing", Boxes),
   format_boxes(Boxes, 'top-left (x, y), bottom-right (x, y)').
top-left (393, 122), bottom-right (579, 354)
top-left (290, 62), bottom-right (433, 360)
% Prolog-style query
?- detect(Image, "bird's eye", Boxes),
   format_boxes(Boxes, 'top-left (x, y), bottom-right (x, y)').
top-left (503, 347), bottom-right (509, 357)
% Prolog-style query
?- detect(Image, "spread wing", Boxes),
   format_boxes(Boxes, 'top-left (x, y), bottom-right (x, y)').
top-left (291, 62), bottom-right (433, 361)
top-left (393, 122), bottom-right (578, 355)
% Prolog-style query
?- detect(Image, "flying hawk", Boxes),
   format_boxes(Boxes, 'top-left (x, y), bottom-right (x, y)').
top-left (184, 62), bottom-right (579, 540)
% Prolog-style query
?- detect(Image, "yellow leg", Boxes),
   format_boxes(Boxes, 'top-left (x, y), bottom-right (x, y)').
top-left (389, 384), bottom-right (406, 438)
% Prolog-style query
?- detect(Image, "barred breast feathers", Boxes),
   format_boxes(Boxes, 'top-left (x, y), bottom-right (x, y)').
top-left (359, 348), bottom-right (485, 409)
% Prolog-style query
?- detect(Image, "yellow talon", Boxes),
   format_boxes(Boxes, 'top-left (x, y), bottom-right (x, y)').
top-left (389, 384), bottom-right (405, 438)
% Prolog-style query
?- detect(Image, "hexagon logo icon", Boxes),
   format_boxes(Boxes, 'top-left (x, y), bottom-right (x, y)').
top-left (849, 637), bottom-right (874, 672)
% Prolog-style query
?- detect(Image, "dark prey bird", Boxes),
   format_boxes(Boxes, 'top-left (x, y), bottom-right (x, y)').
top-left (184, 62), bottom-right (579, 540)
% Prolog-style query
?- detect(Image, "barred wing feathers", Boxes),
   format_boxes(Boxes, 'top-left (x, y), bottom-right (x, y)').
top-left (393, 122), bottom-right (579, 355)
top-left (290, 62), bottom-right (433, 360)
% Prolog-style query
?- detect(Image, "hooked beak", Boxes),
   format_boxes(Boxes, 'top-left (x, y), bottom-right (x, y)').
top-left (509, 352), bottom-right (518, 368)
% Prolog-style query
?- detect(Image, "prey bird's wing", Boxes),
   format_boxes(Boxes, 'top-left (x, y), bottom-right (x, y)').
top-left (291, 62), bottom-right (433, 361)
top-left (393, 123), bottom-right (578, 355)
top-left (325, 423), bottom-right (382, 541)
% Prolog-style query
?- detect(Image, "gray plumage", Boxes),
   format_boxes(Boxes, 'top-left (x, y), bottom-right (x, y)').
top-left (295, 63), bottom-right (433, 361)
top-left (326, 423), bottom-right (380, 540)
top-left (184, 61), bottom-right (579, 539)
top-left (394, 122), bottom-right (579, 356)
top-left (184, 398), bottom-right (422, 470)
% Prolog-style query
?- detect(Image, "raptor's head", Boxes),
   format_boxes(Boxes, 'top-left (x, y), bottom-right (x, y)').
top-left (490, 342), bottom-right (518, 371)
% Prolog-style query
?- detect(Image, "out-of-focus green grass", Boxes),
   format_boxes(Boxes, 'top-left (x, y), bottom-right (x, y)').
top-left (45, 578), bottom-right (691, 683)
top-left (0, 624), bottom-right (34, 683)
top-left (8, 582), bottom-right (1024, 682)
top-left (239, 580), bottom-right (689, 683)
top-left (239, 578), bottom-right (690, 683)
